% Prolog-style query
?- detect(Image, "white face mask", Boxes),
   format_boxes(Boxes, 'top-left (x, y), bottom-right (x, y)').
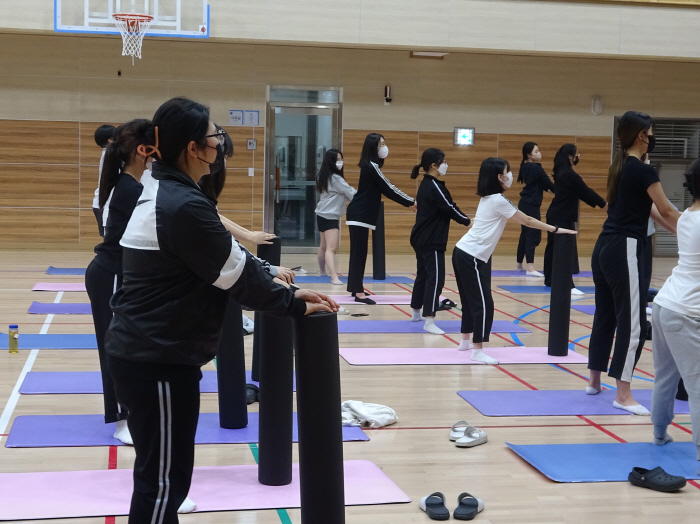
top-left (146, 159), bottom-right (153, 172)
top-left (336, 160), bottom-right (344, 170)
top-left (378, 145), bottom-right (389, 159)
top-left (502, 171), bottom-right (513, 188)
top-left (438, 163), bottom-right (448, 176)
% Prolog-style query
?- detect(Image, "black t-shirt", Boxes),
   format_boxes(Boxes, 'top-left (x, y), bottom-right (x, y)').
top-left (602, 156), bottom-right (660, 242)
top-left (518, 162), bottom-right (555, 212)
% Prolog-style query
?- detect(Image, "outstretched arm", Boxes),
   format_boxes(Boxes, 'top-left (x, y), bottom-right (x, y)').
top-left (510, 210), bottom-right (577, 234)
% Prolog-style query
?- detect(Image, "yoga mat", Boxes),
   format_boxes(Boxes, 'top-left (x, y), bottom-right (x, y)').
top-left (498, 285), bottom-right (596, 294)
top-left (489, 270), bottom-right (593, 278)
top-left (33, 282), bottom-right (87, 292)
top-left (0, 333), bottom-right (97, 350)
top-left (5, 412), bottom-right (368, 448)
top-left (337, 319), bottom-right (530, 334)
top-left (28, 302), bottom-right (92, 315)
top-left (46, 266), bottom-right (86, 276)
top-left (457, 389), bottom-right (689, 417)
top-left (340, 346), bottom-right (588, 366)
top-left (571, 304), bottom-right (596, 315)
top-left (330, 294), bottom-right (446, 305)
top-left (0, 459), bottom-right (409, 520)
top-left (507, 442), bottom-right (700, 483)
top-left (19, 370), bottom-right (295, 394)
top-left (294, 275), bottom-right (414, 284)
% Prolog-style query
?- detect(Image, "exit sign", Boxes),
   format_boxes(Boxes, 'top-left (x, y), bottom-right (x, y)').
top-left (454, 128), bottom-right (475, 146)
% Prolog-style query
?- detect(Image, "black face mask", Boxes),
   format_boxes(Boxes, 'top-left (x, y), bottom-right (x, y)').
top-left (572, 156), bottom-right (580, 166)
top-left (199, 144), bottom-right (225, 173)
top-left (645, 135), bottom-right (656, 154)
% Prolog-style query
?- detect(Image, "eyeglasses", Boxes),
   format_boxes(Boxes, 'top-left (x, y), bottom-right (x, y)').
top-left (206, 131), bottom-right (226, 146)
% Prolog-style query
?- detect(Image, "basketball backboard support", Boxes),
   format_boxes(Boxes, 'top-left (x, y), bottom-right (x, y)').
top-left (54, 0), bottom-right (209, 38)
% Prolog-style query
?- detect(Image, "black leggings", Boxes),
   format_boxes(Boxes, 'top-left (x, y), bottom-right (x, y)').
top-left (410, 250), bottom-right (445, 317)
top-left (516, 209), bottom-right (542, 265)
top-left (85, 259), bottom-right (128, 423)
top-left (347, 225), bottom-right (370, 294)
top-left (452, 247), bottom-right (493, 343)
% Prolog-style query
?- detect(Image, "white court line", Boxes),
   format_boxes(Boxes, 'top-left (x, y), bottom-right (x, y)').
top-left (0, 291), bottom-right (63, 440)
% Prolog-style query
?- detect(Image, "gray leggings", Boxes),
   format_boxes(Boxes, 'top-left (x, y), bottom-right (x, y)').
top-left (651, 304), bottom-right (700, 459)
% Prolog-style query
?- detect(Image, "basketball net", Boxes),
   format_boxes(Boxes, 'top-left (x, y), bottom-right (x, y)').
top-left (113, 13), bottom-right (153, 65)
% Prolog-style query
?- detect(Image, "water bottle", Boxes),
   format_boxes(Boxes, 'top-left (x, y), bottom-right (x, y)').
top-left (8, 325), bottom-right (19, 354)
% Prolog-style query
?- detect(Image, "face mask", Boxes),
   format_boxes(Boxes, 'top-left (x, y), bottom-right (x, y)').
top-left (645, 135), bottom-right (656, 154)
top-left (336, 160), bottom-right (344, 170)
top-left (438, 163), bottom-right (448, 176)
top-left (203, 144), bottom-right (225, 174)
top-left (572, 156), bottom-right (580, 166)
top-left (146, 159), bottom-right (153, 172)
top-left (378, 145), bottom-right (389, 159)
top-left (502, 171), bottom-right (513, 188)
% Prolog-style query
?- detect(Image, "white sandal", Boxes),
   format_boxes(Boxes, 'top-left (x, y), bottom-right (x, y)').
top-left (449, 420), bottom-right (471, 441)
top-left (455, 425), bottom-right (488, 448)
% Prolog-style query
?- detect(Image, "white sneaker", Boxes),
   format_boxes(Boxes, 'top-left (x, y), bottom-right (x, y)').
top-left (571, 288), bottom-right (585, 296)
top-left (241, 314), bottom-right (255, 334)
top-left (177, 497), bottom-right (197, 514)
top-left (526, 271), bottom-right (544, 277)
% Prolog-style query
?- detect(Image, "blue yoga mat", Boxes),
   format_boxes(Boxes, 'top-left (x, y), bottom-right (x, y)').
top-left (507, 442), bottom-right (700, 482)
top-left (294, 275), bottom-right (414, 284)
top-left (498, 285), bottom-right (596, 294)
top-left (337, 320), bottom-right (530, 334)
top-left (5, 413), bottom-right (368, 448)
top-left (27, 302), bottom-right (92, 315)
top-left (0, 333), bottom-right (97, 350)
top-left (457, 389), bottom-right (689, 416)
top-left (571, 305), bottom-right (596, 315)
top-left (46, 267), bottom-right (86, 276)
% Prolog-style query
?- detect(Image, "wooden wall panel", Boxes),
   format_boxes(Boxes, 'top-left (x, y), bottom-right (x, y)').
top-left (0, 165), bottom-right (78, 208)
top-left (0, 121), bottom-right (79, 164)
top-left (0, 209), bottom-right (79, 242)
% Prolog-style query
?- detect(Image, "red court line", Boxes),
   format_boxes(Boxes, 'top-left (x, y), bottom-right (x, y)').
top-left (577, 416), bottom-right (627, 443)
top-left (365, 422), bottom-right (659, 431)
top-left (106, 445), bottom-right (118, 524)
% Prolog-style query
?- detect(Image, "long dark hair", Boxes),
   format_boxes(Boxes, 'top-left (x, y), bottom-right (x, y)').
top-left (198, 124), bottom-right (233, 200)
top-left (608, 111), bottom-right (655, 204)
top-left (685, 158), bottom-right (700, 202)
top-left (151, 97), bottom-right (211, 166)
top-left (94, 124), bottom-right (117, 148)
top-left (316, 149), bottom-right (344, 193)
top-left (477, 157), bottom-right (508, 197)
top-left (411, 148), bottom-right (445, 179)
top-left (517, 141), bottom-right (538, 183)
top-left (99, 119), bottom-right (154, 209)
top-left (358, 133), bottom-right (385, 169)
top-left (552, 143), bottom-right (577, 181)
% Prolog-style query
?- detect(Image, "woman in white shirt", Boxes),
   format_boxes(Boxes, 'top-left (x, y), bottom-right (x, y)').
top-left (453, 158), bottom-right (576, 364)
top-left (315, 149), bottom-right (356, 285)
top-left (651, 159), bottom-right (700, 465)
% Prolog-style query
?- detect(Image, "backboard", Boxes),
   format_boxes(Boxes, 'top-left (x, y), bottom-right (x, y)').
top-left (54, 0), bottom-right (209, 38)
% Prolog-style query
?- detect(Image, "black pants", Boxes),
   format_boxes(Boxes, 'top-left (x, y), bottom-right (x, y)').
top-left (93, 207), bottom-right (104, 238)
top-left (452, 247), bottom-right (493, 343)
top-left (641, 234), bottom-right (653, 307)
top-left (543, 219), bottom-right (579, 288)
top-left (410, 249), bottom-right (445, 317)
top-left (347, 225), bottom-right (370, 294)
top-left (588, 234), bottom-right (647, 382)
top-left (112, 374), bottom-right (200, 524)
top-left (85, 260), bottom-right (128, 423)
top-left (516, 208), bottom-right (541, 264)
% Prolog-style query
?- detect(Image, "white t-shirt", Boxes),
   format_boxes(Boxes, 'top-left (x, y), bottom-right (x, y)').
top-left (455, 193), bottom-right (518, 262)
top-left (654, 208), bottom-right (700, 318)
top-left (140, 168), bottom-right (152, 186)
top-left (92, 148), bottom-right (107, 209)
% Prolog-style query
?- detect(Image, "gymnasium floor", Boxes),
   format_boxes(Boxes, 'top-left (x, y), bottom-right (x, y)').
top-left (0, 250), bottom-right (696, 524)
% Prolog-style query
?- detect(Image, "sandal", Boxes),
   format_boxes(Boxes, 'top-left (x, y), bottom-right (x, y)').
top-left (449, 420), bottom-right (471, 441)
top-left (419, 492), bottom-right (450, 521)
top-left (455, 425), bottom-right (488, 448)
top-left (628, 467), bottom-right (686, 492)
top-left (453, 492), bottom-right (484, 521)
top-left (437, 298), bottom-right (457, 311)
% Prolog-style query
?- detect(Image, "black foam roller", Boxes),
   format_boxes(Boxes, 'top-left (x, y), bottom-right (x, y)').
top-left (372, 201), bottom-right (386, 280)
top-left (216, 297), bottom-right (248, 429)
top-left (252, 237), bottom-right (282, 382)
top-left (548, 233), bottom-right (574, 356)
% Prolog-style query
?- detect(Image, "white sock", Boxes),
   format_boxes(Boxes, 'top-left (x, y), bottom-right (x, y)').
top-left (411, 309), bottom-right (424, 322)
top-left (177, 496), bottom-right (197, 514)
top-left (586, 386), bottom-right (601, 395)
top-left (423, 318), bottom-right (445, 335)
top-left (526, 270), bottom-right (544, 277)
top-left (471, 348), bottom-right (499, 365)
top-left (113, 419), bottom-right (133, 445)
top-left (613, 401), bottom-right (650, 416)
top-left (571, 288), bottom-right (585, 295)
top-left (457, 339), bottom-right (473, 351)
top-left (654, 433), bottom-right (674, 446)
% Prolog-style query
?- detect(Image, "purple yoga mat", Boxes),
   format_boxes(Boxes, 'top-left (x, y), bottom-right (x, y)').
top-left (449, 270), bottom-right (594, 278)
top-left (5, 412), bottom-right (368, 448)
top-left (32, 282), bottom-right (87, 292)
top-left (330, 294), bottom-right (446, 305)
top-left (457, 389), bottom-right (690, 417)
top-left (27, 302), bottom-right (92, 315)
top-left (0, 460), bottom-right (409, 520)
top-left (340, 346), bottom-right (588, 366)
top-left (19, 370), bottom-right (294, 394)
top-left (337, 320), bottom-right (530, 334)
top-left (571, 305), bottom-right (596, 315)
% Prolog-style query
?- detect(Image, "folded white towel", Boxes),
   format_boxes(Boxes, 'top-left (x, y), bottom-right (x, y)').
top-left (341, 400), bottom-right (398, 428)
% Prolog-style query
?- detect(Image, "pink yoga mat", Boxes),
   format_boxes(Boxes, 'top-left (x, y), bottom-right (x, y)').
top-left (32, 282), bottom-right (87, 292)
top-left (330, 294), bottom-right (446, 305)
top-left (0, 460), bottom-right (410, 520)
top-left (339, 346), bottom-right (588, 366)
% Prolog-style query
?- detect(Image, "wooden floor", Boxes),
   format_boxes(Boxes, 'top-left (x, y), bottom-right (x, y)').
top-left (0, 250), bottom-right (697, 524)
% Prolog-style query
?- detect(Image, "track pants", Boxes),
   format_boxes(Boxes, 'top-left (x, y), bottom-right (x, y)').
top-left (452, 247), bottom-right (493, 343)
top-left (347, 225), bottom-right (370, 294)
top-left (641, 234), bottom-right (653, 306)
top-left (85, 259), bottom-right (128, 423)
top-left (651, 305), bottom-right (700, 459)
top-left (410, 249), bottom-right (445, 317)
top-left (543, 219), bottom-right (579, 288)
top-left (588, 234), bottom-right (647, 382)
top-left (516, 208), bottom-right (541, 264)
top-left (112, 374), bottom-right (200, 524)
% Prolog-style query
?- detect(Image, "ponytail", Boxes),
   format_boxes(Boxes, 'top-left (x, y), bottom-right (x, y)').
top-left (518, 141), bottom-right (537, 184)
top-left (410, 164), bottom-right (422, 180)
top-left (412, 148), bottom-right (445, 180)
top-left (606, 149), bottom-right (627, 205)
top-left (99, 141), bottom-right (122, 209)
top-left (607, 111), bottom-right (655, 205)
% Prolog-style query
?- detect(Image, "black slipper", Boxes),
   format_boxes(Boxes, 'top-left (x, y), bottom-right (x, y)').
top-left (245, 384), bottom-right (259, 405)
top-left (437, 298), bottom-right (457, 311)
top-left (354, 296), bottom-right (376, 305)
top-left (453, 492), bottom-right (484, 520)
top-left (419, 492), bottom-right (449, 521)
top-left (628, 466), bottom-right (686, 492)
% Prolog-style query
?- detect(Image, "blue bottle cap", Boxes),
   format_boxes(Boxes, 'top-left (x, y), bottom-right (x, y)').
top-left (9, 325), bottom-right (18, 330)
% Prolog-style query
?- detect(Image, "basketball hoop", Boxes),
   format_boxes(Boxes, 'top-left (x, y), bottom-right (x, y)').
top-left (113, 13), bottom-right (153, 65)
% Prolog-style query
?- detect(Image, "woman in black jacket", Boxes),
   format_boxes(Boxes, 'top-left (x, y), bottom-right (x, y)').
top-left (345, 133), bottom-right (415, 304)
top-left (516, 142), bottom-right (554, 276)
top-left (409, 148), bottom-right (471, 334)
top-left (543, 143), bottom-right (607, 294)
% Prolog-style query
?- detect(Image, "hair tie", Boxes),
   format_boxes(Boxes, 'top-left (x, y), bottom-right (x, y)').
top-left (137, 126), bottom-right (162, 160)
